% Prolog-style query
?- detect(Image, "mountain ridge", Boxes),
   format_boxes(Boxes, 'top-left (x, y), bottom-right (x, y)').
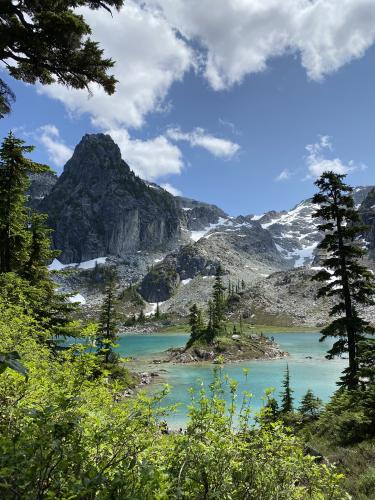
top-left (28, 133), bottom-right (375, 324)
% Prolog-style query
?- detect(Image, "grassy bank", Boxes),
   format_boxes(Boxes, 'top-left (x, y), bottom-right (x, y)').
top-left (304, 435), bottom-right (375, 499)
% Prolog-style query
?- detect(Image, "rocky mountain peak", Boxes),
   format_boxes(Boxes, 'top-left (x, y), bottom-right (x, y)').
top-left (62, 133), bottom-right (130, 184)
top-left (40, 133), bottom-right (185, 264)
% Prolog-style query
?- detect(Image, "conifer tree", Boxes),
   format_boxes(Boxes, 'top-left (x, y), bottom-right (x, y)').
top-left (357, 339), bottom-right (375, 385)
top-left (207, 299), bottom-right (214, 338)
top-left (0, 133), bottom-right (76, 339)
top-left (239, 314), bottom-right (244, 335)
top-left (263, 393), bottom-right (279, 424)
top-left (299, 389), bottom-right (322, 420)
top-left (212, 264), bottom-right (226, 334)
top-left (0, 132), bottom-right (48, 273)
top-left (138, 309), bottom-right (146, 324)
top-left (312, 171), bottom-right (375, 388)
top-left (155, 302), bottom-right (161, 319)
top-left (188, 304), bottom-right (205, 346)
top-left (189, 304), bottom-right (199, 335)
top-left (197, 309), bottom-right (204, 333)
top-left (0, 0), bottom-right (125, 116)
top-left (280, 365), bottom-right (294, 413)
top-left (23, 211), bottom-right (59, 285)
top-left (97, 276), bottom-right (119, 364)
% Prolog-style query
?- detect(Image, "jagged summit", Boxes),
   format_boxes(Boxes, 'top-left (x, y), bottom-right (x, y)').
top-left (61, 133), bottom-right (130, 182)
top-left (39, 133), bottom-right (184, 263)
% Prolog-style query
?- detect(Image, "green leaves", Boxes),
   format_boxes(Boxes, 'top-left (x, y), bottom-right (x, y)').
top-left (0, 350), bottom-right (28, 378)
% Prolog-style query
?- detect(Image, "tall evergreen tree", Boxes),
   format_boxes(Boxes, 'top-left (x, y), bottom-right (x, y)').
top-left (23, 210), bottom-right (59, 285)
top-left (207, 299), bottom-right (214, 338)
top-left (312, 171), bottom-right (375, 388)
top-left (212, 264), bottom-right (226, 334)
top-left (0, 133), bottom-right (76, 339)
top-left (280, 364), bottom-right (294, 413)
top-left (0, 132), bottom-right (48, 273)
top-left (138, 309), bottom-right (146, 324)
top-left (188, 303), bottom-right (205, 346)
top-left (155, 302), bottom-right (161, 320)
top-left (97, 276), bottom-right (119, 364)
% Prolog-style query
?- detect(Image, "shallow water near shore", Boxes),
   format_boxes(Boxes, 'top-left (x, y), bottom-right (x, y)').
top-left (117, 332), bottom-right (346, 428)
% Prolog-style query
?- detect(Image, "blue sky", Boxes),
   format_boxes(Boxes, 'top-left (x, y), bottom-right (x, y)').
top-left (1, 0), bottom-right (375, 215)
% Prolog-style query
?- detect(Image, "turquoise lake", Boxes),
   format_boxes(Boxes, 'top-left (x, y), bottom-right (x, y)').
top-left (117, 332), bottom-right (346, 428)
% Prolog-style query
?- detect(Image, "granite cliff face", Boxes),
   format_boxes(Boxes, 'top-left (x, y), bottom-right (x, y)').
top-left (28, 171), bottom-right (57, 208)
top-left (40, 134), bottom-right (185, 263)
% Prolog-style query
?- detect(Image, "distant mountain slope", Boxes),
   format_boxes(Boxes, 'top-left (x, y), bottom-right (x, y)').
top-left (27, 133), bottom-right (375, 323)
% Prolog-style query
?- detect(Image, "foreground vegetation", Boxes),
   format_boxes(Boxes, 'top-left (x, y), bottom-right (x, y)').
top-left (0, 133), bottom-right (350, 498)
top-left (0, 312), bottom-right (347, 498)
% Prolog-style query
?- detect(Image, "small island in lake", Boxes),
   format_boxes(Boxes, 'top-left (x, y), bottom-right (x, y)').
top-left (167, 265), bottom-right (287, 363)
top-left (167, 332), bottom-right (286, 363)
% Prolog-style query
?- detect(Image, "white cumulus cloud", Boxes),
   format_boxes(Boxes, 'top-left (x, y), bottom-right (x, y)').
top-left (305, 135), bottom-right (365, 178)
top-left (161, 183), bottom-right (182, 196)
top-left (32, 0), bottom-right (375, 154)
top-left (166, 127), bottom-right (240, 158)
top-left (38, 0), bottom-right (193, 129)
top-left (107, 128), bottom-right (184, 181)
top-left (36, 125), bottom-right (73, 168)
top-left (151, 0), bottom-right (375, 89)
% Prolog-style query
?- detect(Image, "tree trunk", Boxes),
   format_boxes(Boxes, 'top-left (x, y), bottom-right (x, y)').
top-left (336, 214), bottom-right (357, 389)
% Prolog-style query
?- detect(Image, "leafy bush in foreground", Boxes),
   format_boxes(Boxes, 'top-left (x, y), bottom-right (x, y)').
top-left (0, 302), bottom-right (347, 499)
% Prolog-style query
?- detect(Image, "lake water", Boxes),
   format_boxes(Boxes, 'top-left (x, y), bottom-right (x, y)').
top-left (117, 332), bottom-right (346, 428)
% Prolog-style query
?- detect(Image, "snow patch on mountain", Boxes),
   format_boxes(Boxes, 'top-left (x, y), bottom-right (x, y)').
top-left (190, 217), bottom-right (229, 241)
top-left (48, 257), bottom-right (108, 271)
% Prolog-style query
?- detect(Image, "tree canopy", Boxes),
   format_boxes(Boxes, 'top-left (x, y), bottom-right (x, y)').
top-left (0, 0), bottom-right (124, 117)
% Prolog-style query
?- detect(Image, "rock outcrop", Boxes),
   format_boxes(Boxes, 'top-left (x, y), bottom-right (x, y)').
top-left (175, 196), bottom-right (227, 231)
top-left (139, 215), bottom-right (290, 303)
top-left (40, 134), bottom-right (185, 263)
